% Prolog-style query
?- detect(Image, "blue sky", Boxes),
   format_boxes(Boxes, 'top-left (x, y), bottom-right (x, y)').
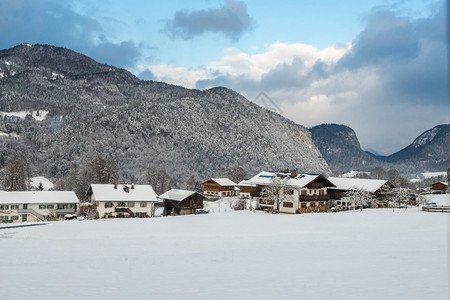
top-left (0, 0), bottom-right (448, 155)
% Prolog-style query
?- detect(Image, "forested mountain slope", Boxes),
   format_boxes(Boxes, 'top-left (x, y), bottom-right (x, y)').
top-left (310, 123), bottom-right (449, 176)
top-left (0, 43), bottom-right (330, 183)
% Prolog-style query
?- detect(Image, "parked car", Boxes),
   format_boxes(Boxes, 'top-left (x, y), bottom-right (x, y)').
top-left (424, 202), bottom-right (437, 207)
top-left (194, 209), bottom-right (209, 214)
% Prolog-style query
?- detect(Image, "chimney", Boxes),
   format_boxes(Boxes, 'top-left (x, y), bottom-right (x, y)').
top-left (290, 168), bottom-right (298, 178)
top-left (131, 184), bottom-right (134, 189)
top-left (114, 184), bottom-right (117, 189)
top-left (123, 185), bottom-right (130, 193)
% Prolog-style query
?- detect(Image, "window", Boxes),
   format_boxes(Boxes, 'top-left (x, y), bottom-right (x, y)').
top-left (11, 205), bottom-right (19, 209)
top-left (57, 204), bottom-right (65, 209)
top-left (47, 205), bottom-right (54, 209)
top-left (140, 202), bottom-right (147, 207)
top-left (128, 202), bottom-right (135, 208)
top-left (1, 216), bottom-right (9, 220)
top-left (301, 203), bottom-right (307, 208)
top-left (283, 202), bottom-right (293, 208)
top-left (319, 190), bottom-right (324, 196)
top-left (11, 216), bottom-right (19, 220)
top-left (0, 205), bottom-right (9, 210)
top-left (118, 202), bottom-right (126, 207)
top-left (301, 190), bottom-right (307, 196)
top-left (284, 189), bottom-right (294, 195)
top-left (310, 202), bottom-right (316, 207)
top-left (39, 205), bottom-right (46, 209)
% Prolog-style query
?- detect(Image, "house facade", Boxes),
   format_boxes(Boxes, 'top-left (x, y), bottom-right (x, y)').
top-left (0, 191), bottom-right (79, 223)
top-left (158, 189), bottom-right (206, 216)
top-left (430, 182), bottom-right (448, 194)
top-left (327, 177), bottom-right (395, 208)
top-left (238, 170), bottom-right (336, 214)
top-left (87, 184), bottom-right (159, 218)
top-left (201, 178), bottom-right (237, 197)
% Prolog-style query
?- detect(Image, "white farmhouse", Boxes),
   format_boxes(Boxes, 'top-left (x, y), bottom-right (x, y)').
top-left (238, 170), bottom-right (336, 214)
top-left (0, 191), bottom-right (79, 223)
top-left (87, 184), bottom-right (159, 218)
top-left (327, 177), bottom-right (395, 208)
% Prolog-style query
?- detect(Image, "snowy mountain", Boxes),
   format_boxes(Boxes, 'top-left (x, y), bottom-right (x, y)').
top-left (0, 43), bottom-right (330, 182)
top-left (310, 123), bottom-right (449, 176)
top-left (382, 125), bottom-right (450, 170)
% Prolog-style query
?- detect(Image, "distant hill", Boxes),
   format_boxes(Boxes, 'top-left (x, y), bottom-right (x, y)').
top-left (310, 123), bottom-right (449, 176)
top-left (309, 124), bottom-right (390, 174)
top-left (0, 43), bottom-right (330, 183)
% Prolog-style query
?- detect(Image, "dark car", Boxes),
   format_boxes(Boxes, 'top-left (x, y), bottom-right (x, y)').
top-left (194, 209), bottom-right (209, 214)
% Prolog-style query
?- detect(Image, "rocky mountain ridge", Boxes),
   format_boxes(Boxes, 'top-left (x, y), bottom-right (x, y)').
top-left (310, 123), bottom-right (449, 176)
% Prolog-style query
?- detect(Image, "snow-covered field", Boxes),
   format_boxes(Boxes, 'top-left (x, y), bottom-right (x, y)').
top-left (30, 176), bottom-right (54, 191)
top-left (0, 110), bottom-right (49, 121)
top-left (1, 208), bottom-right (448, 300)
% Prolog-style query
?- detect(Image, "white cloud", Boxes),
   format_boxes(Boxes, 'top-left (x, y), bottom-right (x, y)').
top-left (136, 3), bottom-right (448, 156)
top-left (136, 64), bottom-right (210, 89)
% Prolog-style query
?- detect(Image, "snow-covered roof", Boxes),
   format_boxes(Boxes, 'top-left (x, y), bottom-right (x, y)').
top-left (327, 177), bottom-right (389, 192)
top-left (431, 182), bottom-right (448, 186)
top-left (239, 171), bottom-right (330, 189)
top-left (0, 191), bottom-right (79, 204)
top-left (158, 189), bottom-right (200, 201)
top-left (90, 184), bottom-right (159, 202)
top-left (209, 178), bottom-right (236, 186)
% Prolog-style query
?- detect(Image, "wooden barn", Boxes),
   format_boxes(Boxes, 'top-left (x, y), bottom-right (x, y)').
top-left (158, 189), bottom-right (207, 216)
top-left (431, 182), bottom-right (448, 194)
top-left (201, 178), bottom-right (237, 197)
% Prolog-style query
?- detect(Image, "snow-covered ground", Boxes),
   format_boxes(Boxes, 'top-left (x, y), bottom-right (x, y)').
top-left (425, 194), bottom-right (450, 206)
top-left (410, 171), bottom-right (447, 183)
top-left (30, 176), bottom-right (54, 191)
top-left (0, 208), bottom-right (448, 300)
top-left (0, 110), bottom-right (48, 121)
top-left (340, 170), bottom-right (371, 178)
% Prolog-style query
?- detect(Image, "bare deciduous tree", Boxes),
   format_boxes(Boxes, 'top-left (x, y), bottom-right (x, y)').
top-left (343, 188), bottom-right (376, 211)
top-left (4, 156), bottom-right (31, 191)
top-left (261, 176), bottom-right (289, 212)
top-left (139, 167), bottom-right (175, 195)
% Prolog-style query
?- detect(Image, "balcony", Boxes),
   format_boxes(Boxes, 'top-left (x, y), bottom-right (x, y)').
top-left (299, 195), bottom-right (330, 202)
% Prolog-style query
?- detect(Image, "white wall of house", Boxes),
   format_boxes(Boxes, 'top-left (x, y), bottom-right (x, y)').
top-left (0, 202), bottom-right (77, 223)
top-left (96, 200), bottom-right (155, 218)
top-left (204, 190), bottom-right (235, 197)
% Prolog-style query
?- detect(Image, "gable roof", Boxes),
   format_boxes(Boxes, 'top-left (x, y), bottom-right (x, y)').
top-left (0, 191), bottom-right (79, 204)
top-left (239, 171), bottom-right (334, 189)
top-left (431, 182), bottom-right (448, 186)
top-left (158, 189), bottom-right (204, 202)
top-left (205, 178), bottom-right (236, 186)
top-left (89, 184), bottom-right (158, 202)
top-left (327, 177), bottom-right (391, 193)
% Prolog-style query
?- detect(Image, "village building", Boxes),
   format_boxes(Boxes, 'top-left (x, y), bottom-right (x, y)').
top-left (87, 184), bottom-right (159, 218)
top-left (0, 190), bottom-right (79, 223)
top-left (327, 177), bottom-right (395, 207)
top-left (201, 178), bottom-right (237, 197)
top-left (158, 189), bottom-right (207, 216)
top-left (430, 182), bottom-right (448, 194)
top-left (238, 170), bottom-right (336, 214)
